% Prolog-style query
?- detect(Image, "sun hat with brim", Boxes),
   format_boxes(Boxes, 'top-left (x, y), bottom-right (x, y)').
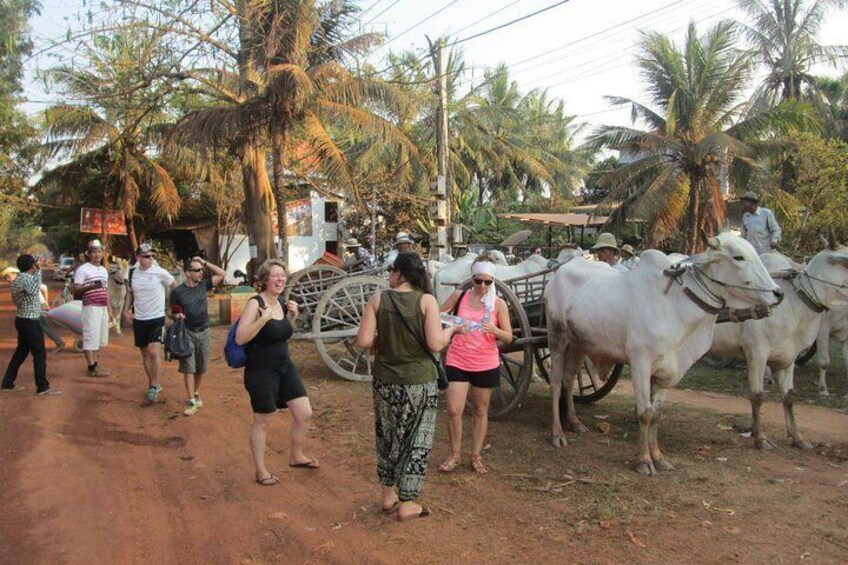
top-left (135, 242), bottom-right (155, 256)
top-left (621, 244), bottom-right (635, 256)
top-left (740, 191), bottom-right (759, 203)
top-left (344, 238), bottom-right (362, 248)
top-left (394, 232), bottom-right (413, 247)
top-left (591, 232), bottom-right (619, 252)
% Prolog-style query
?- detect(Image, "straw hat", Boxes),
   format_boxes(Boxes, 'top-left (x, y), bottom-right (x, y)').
top-left (394, 231), bottom-right (413, 247)
top-left (740, 191), bottom-right (759, 203)
top-left (344, 238), bottom-right (362, 248)
top-left (591, 232), bottom-right (619, 252)
top-left (620, 244), bottom-right (635, 257)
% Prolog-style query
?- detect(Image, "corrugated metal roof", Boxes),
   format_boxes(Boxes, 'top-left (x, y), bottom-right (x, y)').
top-left (499, 212), bottom-right (609, 227)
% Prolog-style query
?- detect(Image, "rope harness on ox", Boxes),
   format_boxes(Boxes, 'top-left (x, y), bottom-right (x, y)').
top-left (663, 263), bottom-right (780, 321)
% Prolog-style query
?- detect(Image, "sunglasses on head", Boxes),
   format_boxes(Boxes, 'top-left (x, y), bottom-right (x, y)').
top-left (186, 268), bottom-right (203, 272)
top-left (472, 278), bottom-right (493, 286)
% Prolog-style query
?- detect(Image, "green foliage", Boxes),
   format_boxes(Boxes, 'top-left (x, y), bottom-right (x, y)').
top-left (786, 133), bottom-right (848, 253)
top-left (581, 156), bottom-right (620, 204)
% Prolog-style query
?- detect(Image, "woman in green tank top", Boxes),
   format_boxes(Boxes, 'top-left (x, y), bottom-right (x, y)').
top-left (357, 252), bottom-right (461, 522)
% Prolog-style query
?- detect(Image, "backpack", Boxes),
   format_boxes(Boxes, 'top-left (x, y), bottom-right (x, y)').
top-left (224, 295), bottom-right (264, 369)
top-left (164, 319), bottom-right (193, 361)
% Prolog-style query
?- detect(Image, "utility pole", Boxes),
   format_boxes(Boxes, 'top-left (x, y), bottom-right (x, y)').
top-left (431, 38), bottom-right (450, 259)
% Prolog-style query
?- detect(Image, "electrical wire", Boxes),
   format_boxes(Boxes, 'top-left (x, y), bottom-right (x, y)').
top-left (449, 0), bottom-right (574, 46)
top-left (379, 0), bottom-right (460, 50)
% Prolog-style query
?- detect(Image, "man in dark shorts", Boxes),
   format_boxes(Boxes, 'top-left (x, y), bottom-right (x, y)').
top-left (122, 243), bottom-right (178, 404)
top-left (169, 256), bottom-right (226, 416)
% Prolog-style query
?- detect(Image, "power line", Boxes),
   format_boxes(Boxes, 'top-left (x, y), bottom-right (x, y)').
top-left (379, 0), bottom-right (460, 50)
top-left (363, 0), bottom-right (404, 27)
top-left (450, 0), bottom-right (523, 37)
top-left (449, 0), bottom-right (574, 46)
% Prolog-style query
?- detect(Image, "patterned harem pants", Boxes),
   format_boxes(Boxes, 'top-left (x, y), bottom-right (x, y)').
top-left (372, 380), bottom-right (438, 501)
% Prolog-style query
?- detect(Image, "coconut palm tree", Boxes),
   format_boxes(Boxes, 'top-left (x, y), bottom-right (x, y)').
top-left (734, 0), bottom-right (848, 106)
top-left (164, 0), bottom-right (417, 262)
top-left (39, 28), bottom-right (181, 250)
top-left (805, 73), bottom-right (848, 140)
top-left (589, 21), bottom-right (811, 253)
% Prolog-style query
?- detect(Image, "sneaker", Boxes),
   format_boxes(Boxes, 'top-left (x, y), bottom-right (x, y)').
top-left (51, 343), bottom-right (66, 354)
top-left (183, 399), bottom-right (199, 416)
top-left (85, 367), bottom-right (110, 378)
top-left (1, 385), bottom-right (26, 392)
top-left (193, 393), bottom-right (203, 408)
top-left (145, 385), bottom-right (162, 403)
top-left (37, 388), bottom-right (62, 396)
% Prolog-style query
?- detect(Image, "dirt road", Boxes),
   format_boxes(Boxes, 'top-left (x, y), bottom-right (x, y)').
top-left (2, 282), bottom-right (847, 564)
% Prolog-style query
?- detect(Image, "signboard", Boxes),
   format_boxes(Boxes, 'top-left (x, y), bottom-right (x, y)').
top-left (80, 208), bottom-right (127, 235)
top-left (286, 198), bottom-right (312, 237)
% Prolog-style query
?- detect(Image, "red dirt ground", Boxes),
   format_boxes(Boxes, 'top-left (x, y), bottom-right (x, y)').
top-left (2, 281), bottom-right (848, 564)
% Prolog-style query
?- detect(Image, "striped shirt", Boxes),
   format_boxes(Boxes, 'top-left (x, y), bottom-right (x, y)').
top-left (73, 262), bottom-right (109, 306)
top-left (12, 271), bottom-right (43, 319)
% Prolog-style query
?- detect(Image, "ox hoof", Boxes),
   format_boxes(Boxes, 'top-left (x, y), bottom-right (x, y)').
top-left (633, 461), bottom-right (656, 476)
top-left (792, 439), bottom-right (814, 451)
top-left (653, 458), bottom-right (675, 472)
top-left (567, 421), bottom-right (589, 434)
top-left (755, 437), bottom-right (777, 451)
top-left (551, 435), bottom-right (568, 448)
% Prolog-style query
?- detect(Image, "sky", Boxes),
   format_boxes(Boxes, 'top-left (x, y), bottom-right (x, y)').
top-left (21, 0), bottom-right (848, 142)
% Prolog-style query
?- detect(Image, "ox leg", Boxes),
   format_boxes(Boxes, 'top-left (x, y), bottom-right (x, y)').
top-left (842, 342), bottom-right (848, 400)
top-left (774, 366), bottom-right (813, 450)
top-left (745, 353), bottom-right (775, 450)
top-left (817, 336), bottom-right (831, 397)
top-left (630, 362), bottom-right (656, 476)
top-left (548, 339), bottom-right (569, 447)
top-left (648, 386), bottom-right (674, 472)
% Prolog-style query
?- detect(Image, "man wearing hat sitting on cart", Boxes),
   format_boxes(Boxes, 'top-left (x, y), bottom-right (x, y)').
top-left (591, 233), bottom-right (628, 272)
top-left (385, 231), bottom-right (415, 267)
top-left (344, 237), bottom-right (376, 270)
top-left (740, 191), bottom-right (781, 255)
top-left (620, 244), bottom-right (640, 270)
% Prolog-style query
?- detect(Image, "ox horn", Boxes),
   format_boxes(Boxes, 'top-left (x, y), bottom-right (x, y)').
top-left (706, 236), bottom-right (720, 250)
top-left (829, 227), bottom-right (839, 250)
top-left (820, 234), bottom-right (830, 248)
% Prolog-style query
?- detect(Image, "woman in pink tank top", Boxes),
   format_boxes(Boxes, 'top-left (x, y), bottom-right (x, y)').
top-left (438, 257), bottom-right (513, 474)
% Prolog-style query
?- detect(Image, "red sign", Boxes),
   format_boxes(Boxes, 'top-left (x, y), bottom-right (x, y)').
top-left (80, 208), bottom-right (127, 235)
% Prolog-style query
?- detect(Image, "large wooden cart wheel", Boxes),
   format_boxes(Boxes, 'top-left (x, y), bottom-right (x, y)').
top-left (284, 264), bottom-right (346, 331)
top-left (312, 276), bottom-right (388, 381)
top-left (534, 346), bottom-right (623, 405)
top-left (455, 280), bottom-right (534, 420)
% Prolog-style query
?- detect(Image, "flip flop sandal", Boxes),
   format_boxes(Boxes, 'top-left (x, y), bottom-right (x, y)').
top-left (256, 474), bottom-right (279, 486)
top-left (289, 458), bottom-right (320, 470)
top-left (438, 454), bottom-right (461, 473)
top-left (398, 506), bottom-right (431, 522)
top-left (471, 455), bottom-right (488, 475)
top-left (382, 501), bottom-right (401, 514)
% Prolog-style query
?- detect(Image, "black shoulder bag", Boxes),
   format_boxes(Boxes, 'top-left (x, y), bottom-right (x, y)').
top-left (386, 292), bottom-right (449, 391)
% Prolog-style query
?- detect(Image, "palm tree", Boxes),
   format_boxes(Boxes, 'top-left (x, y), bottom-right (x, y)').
top-left (805, 73), bottom-right (848, 140)
top-left (39, 28), bottom-right (181, 250)
top-left (734, 0), bottom-right (848, 106)
top-left (164, 0), bottom-right (416, 262)
top-left (589, 21), bottom-right (810, 253)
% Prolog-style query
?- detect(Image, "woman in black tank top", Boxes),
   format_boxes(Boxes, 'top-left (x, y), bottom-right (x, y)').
top-left (236, 259), bottom-right (319, 486)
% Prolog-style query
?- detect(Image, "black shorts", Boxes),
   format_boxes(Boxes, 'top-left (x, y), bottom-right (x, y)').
top-left (133, 317), bottom-right (165, 348)
top-left (243, 357), bottom-right (307, 414)
top-left (445, 365), bottom-right (500, 389)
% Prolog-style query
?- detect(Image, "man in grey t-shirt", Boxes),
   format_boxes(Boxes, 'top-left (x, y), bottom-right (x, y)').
top-left (169, 256), bottom-right (226, 416)
top-left (740, 191), bottom-right (781, 255)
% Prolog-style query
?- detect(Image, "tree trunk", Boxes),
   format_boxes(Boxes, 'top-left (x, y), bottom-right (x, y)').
top-left (270, 127), bottom-right (289, 264)
top-left (126, 214), bottom-right (139, 251)
top-left (684, 172), bottom-right (701, 254)
top-left (240, 142), bottom-right (277, 264)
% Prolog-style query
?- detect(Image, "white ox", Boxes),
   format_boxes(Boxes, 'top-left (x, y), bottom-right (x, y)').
top-left (433, 248), bottom-right (584, 304)
top-left (107, 258), bottom-right (129, 335)
top-left (546, 234), bottom-right (782, 475)
top-left (814, 306), bottom-right (848, 397)
top-left (708, 245), bottom-right (848, 448)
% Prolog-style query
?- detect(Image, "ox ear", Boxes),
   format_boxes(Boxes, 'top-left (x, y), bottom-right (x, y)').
top-left (827, 254), bottom-right (848, 267)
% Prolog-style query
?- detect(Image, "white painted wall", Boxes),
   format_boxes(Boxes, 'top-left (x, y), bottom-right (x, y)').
top-left (286, 191), bottom-right (340, 272)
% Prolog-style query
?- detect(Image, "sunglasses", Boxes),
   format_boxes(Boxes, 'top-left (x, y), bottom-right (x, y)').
top-left (139, 254), bottom-right (154, 259)
top-left (186, 268), bottom-right (203, 273)
top-left (472, 278), bottom-right (493, 286)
